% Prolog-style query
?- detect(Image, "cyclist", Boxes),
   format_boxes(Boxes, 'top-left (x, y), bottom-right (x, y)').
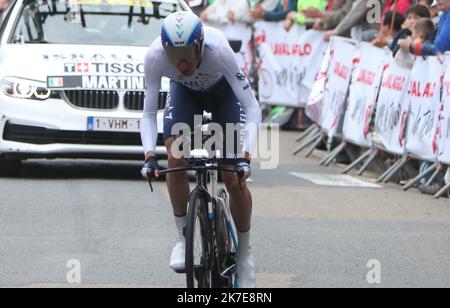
top-left (140, 11), bottom-right (262, 288)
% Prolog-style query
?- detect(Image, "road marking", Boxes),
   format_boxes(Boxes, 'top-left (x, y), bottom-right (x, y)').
top-left (289, 172), bottom-right (382, 188)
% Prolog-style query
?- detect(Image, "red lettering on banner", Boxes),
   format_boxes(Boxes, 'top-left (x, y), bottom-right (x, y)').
top-left (445, 82), bottom-right (450, 97)
top-left (333, 62), bottom-right (349, 80)
top-left (423, 82), bottom-right (436, 97)
top-left (382, 74), bottom-right (405, 91)
top-left (272, 44), bottom-right (312, 56)
top-left (410, 81), bottom-right (437, 98)
top-left (356, 69), bottom-right (375, 86)
top-left (411, 81), bottom-right (420, 97)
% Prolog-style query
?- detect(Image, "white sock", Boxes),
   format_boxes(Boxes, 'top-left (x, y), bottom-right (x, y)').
top-left (174, 215), bottom-right (187, 242)
top-left (237, 230), bottom-right (251, 255)
top-left (445, 168), bottom-right (450, 185)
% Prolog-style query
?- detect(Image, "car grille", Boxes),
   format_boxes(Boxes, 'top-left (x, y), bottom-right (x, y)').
top-left (3, 123), bottom-right (164, 146)
top-left (124, 91), bottom-right (168, 111)
top-left (63, 90), bottom-right (167, 111)
top-left (124, 91), bottom-right (145, 111)
top-left (64, 90), bottom-right (119, 110)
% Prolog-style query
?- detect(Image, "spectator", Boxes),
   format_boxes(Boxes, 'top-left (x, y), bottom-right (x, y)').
top-left (412, 18), bottom-right (435, 44)
top-left (200, 0), bottom-right (252, 24)
top-left (284, 0), bottom-right (327, 31)
top-left (302, 0), bottom-right (354, 31)
top-left (400, 0), bottom-right (450, 56)
top-left (371, 11), bottom-right (405, 48)
top-left (260, 0), bottom-right (281, 12)
top-left (249, 0), bottom-right (298, 22)
top-left (417, 0), bottom-right (434, 9)
top-left (430, 1), bottom-right (441, 25)
top-left (382, 0), bottom-right (412, 18)
top-left (390, 4), bottom-right (431, 56)
top-left (324, 0), bottom-right (382, 42)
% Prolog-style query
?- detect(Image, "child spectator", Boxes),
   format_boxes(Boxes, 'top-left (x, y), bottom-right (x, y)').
top-left (390, 4), bottom-right (431, 55)
top-left (400, 18), bottom-right (436, 54)
top-left (400, 0), bottom-right (450, 56)
top-left (371, 11), bottom-right (405, 48)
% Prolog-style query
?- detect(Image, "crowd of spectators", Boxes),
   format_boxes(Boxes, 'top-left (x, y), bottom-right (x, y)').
top-left (193, 0), bottom-right (450, 131)
top-left (194, 0), bottom-right (450, 56)
top-left (192, 0), bottom-right (450, 193)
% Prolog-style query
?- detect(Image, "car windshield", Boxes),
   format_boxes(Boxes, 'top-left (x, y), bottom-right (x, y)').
top-left (9, 0), bottom-right (180, 46)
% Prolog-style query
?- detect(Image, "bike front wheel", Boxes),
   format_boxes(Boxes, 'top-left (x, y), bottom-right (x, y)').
top-left (185, 188), bottom-right (212, 288)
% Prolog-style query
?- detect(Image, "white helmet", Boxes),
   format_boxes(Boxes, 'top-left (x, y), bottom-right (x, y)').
top-left (161, 11), bottom-right (204, 65)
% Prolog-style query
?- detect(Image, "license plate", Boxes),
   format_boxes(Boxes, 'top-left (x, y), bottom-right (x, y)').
top-left (87, 117), bottom-right (140, 132)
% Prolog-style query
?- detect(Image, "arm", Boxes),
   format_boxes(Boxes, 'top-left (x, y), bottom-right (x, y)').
top-left (141, 46), bottom-right (163, 158)
top-left (217, 38), bottom-right (262, 156)
top-left (321, 0), bottom-right (353, 30)
top-left (232, 0), bottom-right (253, 24)
top-left (203, 0), bottom-right (227, 24)
top-left (334, 0), bottom-right (370, 36)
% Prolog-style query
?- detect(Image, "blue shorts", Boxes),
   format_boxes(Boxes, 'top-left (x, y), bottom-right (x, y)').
top-left (163, 78), bottom-right (246, 164)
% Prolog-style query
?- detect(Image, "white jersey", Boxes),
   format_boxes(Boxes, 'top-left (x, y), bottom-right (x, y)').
top-left (140, 26), bottom-right (261, 155)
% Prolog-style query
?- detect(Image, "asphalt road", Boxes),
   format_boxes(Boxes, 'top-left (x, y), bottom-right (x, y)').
top-left (1, 130), bottom-right (450, 288)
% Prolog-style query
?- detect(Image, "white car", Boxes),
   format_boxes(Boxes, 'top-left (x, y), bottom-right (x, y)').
top-left (0, 0), bottom-right (183, 176)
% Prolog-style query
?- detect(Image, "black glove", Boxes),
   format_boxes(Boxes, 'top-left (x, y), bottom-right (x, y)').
top-left (234, 158), bottom-right (251, 180)
top-left (141, 156), bottom-right (160, 179)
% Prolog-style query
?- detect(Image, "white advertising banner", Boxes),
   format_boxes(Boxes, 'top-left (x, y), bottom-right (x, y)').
top-left (437, 55), bottom-right (450, 165)
top-left (255, 22), bottom-right (327, 107)
top-left (318, 37), bottom-right (356, 138)
top-left (305, 41), bottom-right (334, 124)
top-left (297, 30), bottom-right (329, 103)
top-left (205, 22), bottom-right (253, 77)
top-left (374, 58), bottom-right (411, 156)
top-left (342, 43), bottom-right (389, 147)
top-left (405, 57), bottom-right (444, 162)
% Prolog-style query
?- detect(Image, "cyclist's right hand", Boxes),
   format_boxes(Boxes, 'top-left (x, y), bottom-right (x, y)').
top-left (141, 156), bottom-right (160, 180)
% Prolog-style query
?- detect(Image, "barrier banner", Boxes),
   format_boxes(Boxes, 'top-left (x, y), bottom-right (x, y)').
top-left (342, 42), bottom-right (389, 147)
top-left (374, 58), bottom-right (411, 156)
top-left (438, 55), bottom-right (450, 165)
top-left (405, 57), bottom-right (444, 162)
top-left (255, 22), bottom-right (327, 107)
top-left (318, 37), bottom-right (356, 139)
top-left (205, 22), bottom-right (253, 77)
top-left (305, 40), bottom-right (334, 124)
top-left (297, 30), bottom-right (329, 103)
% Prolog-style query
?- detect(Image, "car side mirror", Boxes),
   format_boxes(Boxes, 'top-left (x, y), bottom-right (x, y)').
top-left (228, 40), bottom-right (242, 53)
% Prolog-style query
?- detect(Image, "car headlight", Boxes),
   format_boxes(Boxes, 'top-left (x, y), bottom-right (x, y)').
top-left (1, 77), bottom-right (60, 100)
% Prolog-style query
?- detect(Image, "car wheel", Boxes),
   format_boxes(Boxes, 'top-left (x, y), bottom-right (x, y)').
top-left (0, 155), bottom-right (22, 177)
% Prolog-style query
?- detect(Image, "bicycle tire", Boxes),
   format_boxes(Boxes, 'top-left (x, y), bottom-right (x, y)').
top-left (213, 189), bottom-right (234, 288)
top-left (185, 188), bottom-right (211, 288)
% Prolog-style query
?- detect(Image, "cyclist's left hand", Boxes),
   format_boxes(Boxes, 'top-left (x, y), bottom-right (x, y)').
top-left (235, 158), bottom-right (251, 182)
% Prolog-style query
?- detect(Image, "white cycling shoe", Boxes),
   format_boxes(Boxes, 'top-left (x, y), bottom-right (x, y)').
top-left (236, 249), bottom-right (256, 288)
top-left (170, 240), bottom-right (186, 272)
top-left (170, 215), bottom-right (187, 273)
top-left (236, 230), bottom-right (256, 288)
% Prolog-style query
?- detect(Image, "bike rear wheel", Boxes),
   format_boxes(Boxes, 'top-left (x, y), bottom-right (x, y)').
top-left (185, 188), bottom-right (212, 288)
